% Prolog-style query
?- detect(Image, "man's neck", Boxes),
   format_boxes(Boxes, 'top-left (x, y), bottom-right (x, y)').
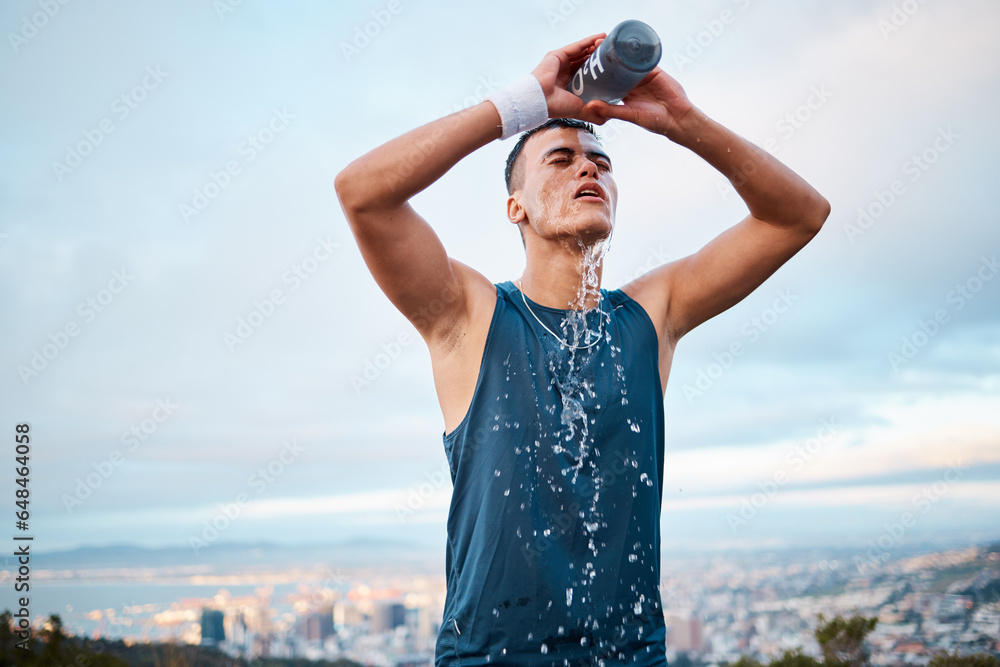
top-left (518, 239), bottom-right (607, 310)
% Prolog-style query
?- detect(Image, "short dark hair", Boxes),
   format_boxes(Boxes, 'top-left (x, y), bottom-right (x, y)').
top-left (504, 118), bottom-right (598, 194)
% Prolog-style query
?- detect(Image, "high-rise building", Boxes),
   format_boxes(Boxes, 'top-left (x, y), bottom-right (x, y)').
top-left (665, 612), bottom-right (702, 652)
top-left (333, 602), bottom-right (364, 628)
top-left (200, 608), bottom-right (226, 646)
top-left (371, 602), bottom-right (406, 634)
top-left (300, 608), bottom-right (335, 641)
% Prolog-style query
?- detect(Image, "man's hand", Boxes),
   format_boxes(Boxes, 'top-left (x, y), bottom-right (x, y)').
top-left (531, 33), bottom-right (611, 125)
top-left (584, 66), bottom-right (697, 141)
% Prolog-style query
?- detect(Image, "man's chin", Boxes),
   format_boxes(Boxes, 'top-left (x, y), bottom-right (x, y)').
top-left (549, 216), bottom-right (613, 244)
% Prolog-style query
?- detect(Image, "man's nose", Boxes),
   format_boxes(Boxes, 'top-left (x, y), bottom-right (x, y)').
top-left (576, 157), bottom-right (598, 178)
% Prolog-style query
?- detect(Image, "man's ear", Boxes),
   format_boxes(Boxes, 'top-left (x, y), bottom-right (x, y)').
top-left (507, 194), bottom-right (526, 224)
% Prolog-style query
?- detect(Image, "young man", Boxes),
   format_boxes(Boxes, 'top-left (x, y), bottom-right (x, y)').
top-left (336, 34), bottom-right (829, 666)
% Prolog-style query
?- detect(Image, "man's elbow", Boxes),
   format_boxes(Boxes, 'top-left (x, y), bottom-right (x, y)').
top-left (335, 161), bottom-right (403, 221)
top-left (334, 164), bottom-right (362, 217)
top-left (802, 192), bottom-right (831, 236)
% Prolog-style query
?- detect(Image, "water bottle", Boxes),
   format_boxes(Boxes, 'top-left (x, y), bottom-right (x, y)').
top-left (567, 20), bottom-right (662, 104)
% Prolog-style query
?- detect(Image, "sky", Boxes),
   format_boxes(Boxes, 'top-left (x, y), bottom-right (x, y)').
top-left (1, 0), bottom-right (999, 574)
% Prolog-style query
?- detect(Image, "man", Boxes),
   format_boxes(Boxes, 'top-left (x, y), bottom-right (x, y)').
top-left (336, 33), bottom-right (829, 666)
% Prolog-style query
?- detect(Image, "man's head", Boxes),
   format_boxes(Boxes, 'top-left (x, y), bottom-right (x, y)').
top-left (503, 119), bottom-right (618, 250)
top-left (504, 118), bottom-right (597, 195)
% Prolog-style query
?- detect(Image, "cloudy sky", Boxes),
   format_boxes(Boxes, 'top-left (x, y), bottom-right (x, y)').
top-left (2, 0), bottom-right (998, 567)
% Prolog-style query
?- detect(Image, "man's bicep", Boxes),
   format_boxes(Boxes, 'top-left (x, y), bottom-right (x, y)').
top-left (663, 214), bottom-right (818, 338)
top-left (346, 202), bottom-right (469, 338)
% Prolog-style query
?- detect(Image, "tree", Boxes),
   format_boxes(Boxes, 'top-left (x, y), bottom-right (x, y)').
top-left (814, 614), bottom-right (878, 667)
top-left (728, 656), bottom-right (763, 667)
top-left (769, 649), bottom-right (822, 667)
top-left (928, 652), bottom-right (1000, 667)
top-left (41, 614), bottom-right (67, 663)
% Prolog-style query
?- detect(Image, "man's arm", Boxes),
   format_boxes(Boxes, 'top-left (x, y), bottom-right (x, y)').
top-left (589, 69), bottom-right (831, 341)
top-left (334, 102), bottom-right (500, 344)
top-left (334, 34), bottom-right (607, 345)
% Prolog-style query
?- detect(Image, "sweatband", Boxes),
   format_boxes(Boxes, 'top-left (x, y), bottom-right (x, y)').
top-left (485, 74), bottom-right (549, 140)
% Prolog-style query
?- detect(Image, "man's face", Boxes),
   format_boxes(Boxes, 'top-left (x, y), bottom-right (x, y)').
top-left (509, 127), bottom-right (618, 247)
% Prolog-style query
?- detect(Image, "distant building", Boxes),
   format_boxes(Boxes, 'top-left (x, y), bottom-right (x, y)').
top-left (200, 608), bottom-right (225, 646)
top-left (228, 610), bottom-right (249, 652)
top-left (300, 607), bottom-right (335, 641)
top-left (371, 602), bottom-right (406, 634)
top-left (665, 612), bottom-right (703, 652)
top-left (333, 602), bottom-right (365, 628)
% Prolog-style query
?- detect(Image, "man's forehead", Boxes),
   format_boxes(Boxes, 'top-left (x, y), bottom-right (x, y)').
top-left (524, 126), bottom-right (606, 159)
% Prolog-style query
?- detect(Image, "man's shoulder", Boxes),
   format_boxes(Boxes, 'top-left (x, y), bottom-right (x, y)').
top-left (449, 260), bottom-right (500, 309)
top-left (419, 259), bottom-right (500, 353)
top-left (617, 269), bottom-right (673, 348)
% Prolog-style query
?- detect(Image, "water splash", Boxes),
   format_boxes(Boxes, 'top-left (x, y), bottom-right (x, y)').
top-left (515, 217), bottom-right (652, 655)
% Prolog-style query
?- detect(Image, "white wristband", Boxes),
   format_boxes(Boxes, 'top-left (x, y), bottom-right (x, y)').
top-left (485, 74), bottom-right (549, 140)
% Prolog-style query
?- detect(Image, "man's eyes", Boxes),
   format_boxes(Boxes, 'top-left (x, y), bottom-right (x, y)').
top-left (549, 157), bottom-right (611, 170)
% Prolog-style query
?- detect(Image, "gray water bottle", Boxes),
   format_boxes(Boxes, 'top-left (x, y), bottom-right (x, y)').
top-left (568, 20), bottom-right (662, 104)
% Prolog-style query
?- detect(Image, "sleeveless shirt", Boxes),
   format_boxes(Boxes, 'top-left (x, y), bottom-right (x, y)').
top-left (435, 280), bottom-right (667, 666)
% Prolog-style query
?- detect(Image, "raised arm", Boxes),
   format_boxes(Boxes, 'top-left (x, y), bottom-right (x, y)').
top-left (334, 34), bottom-right (608, 344)
top-left (589, 69), bottom-right (831, 341)
top-left (334, 101), bottom-right (500, 343)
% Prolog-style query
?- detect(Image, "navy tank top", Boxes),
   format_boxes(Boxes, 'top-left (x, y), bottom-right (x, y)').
top-left (435, 280), bottom-right (667, 666)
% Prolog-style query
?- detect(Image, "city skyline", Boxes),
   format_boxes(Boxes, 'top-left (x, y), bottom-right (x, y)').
top-left (5, 540), bottom-right (997, 664)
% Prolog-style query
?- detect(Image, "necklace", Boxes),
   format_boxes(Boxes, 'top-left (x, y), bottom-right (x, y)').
top-left (516, 279), bottom-right (605, 350)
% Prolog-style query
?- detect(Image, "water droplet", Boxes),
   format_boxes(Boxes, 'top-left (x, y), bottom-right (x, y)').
top-left (540, 644), bottom-right (549, 654)
top-left (566, 587), bottom-right (573, 606)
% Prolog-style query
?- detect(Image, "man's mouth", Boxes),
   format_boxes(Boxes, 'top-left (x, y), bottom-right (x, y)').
top-left (574, 183), bottom-right (605, 201)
